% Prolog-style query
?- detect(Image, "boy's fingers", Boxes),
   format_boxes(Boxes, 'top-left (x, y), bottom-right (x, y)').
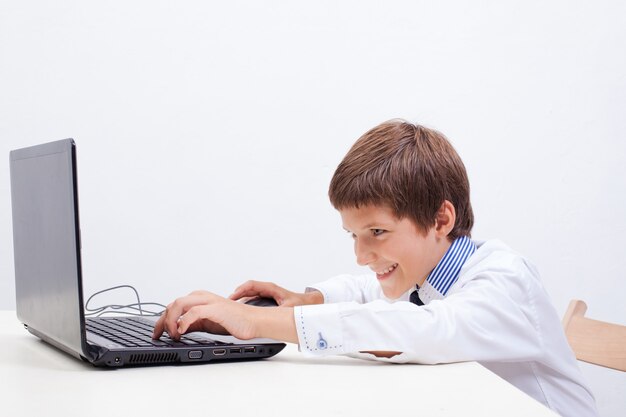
top-left (152, 308), bottom-right (179, 339)
top-left (246, 282), bottom-right (284, 299)
top-left (228, 289), bottom-right (244, 300)
top-left (161, 309), bottom-right (181, 340)
top-left (230, 281), bottom-right (263, 300)
top-left (152, 314), bottom-right (165, 339)
top-left (159, 294), bottom-right (214, 339)
top-left (228, 289), bottom-right (249, 300)
top-left (177, 305), bottom-right (212, 335)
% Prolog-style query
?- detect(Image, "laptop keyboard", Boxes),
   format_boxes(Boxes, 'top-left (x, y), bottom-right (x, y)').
top-left (86, 316), bottom-right (226, 348)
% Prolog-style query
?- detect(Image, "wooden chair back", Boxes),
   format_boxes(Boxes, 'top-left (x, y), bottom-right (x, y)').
top-left (562, 300), bottom-right (626, 372)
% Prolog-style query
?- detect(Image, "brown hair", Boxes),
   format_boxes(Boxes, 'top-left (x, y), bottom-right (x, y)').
top-left (328, 119), bottom-right (473, 240)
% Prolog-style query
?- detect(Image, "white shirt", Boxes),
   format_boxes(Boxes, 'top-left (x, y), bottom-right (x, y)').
top-left (293, 239), bottom-right (598, 417)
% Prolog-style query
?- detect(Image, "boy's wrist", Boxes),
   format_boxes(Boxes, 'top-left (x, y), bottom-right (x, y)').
top-left (304, 290), bottom-right (324, 305)
top-left (255, 306), bottom-right (298, 343)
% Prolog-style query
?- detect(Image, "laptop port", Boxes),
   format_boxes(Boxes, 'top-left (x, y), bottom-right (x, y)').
top-left (212, 348), bottom-right (227, 356)
top-left (229, 347), bottom-right (242, 354)
top-left (188, 350), bottom-right (203, 359)
top-left (243, 347), bottom-right (256, 354)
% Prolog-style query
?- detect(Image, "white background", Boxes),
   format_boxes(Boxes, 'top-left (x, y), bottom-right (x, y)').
top-left (1, 1), bottom-right (624, 415)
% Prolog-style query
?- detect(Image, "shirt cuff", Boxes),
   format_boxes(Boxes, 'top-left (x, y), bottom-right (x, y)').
top-left (294, 304), bottom-right (346, 356)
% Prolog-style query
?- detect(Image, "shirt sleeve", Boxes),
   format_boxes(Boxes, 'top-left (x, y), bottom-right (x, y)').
top-left (294, 259), bottom-right (545, 365)
top-left (305, 273), bottom-right (383, 304)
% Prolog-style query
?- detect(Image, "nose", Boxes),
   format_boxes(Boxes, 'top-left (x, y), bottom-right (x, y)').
top-left (354, 238), bottom-right (376, 266)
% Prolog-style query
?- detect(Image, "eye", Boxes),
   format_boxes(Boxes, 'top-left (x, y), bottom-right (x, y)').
top-left (346, 230), bottom-right (356, 239)
top-left (371, 229), bottom-right (385, 236)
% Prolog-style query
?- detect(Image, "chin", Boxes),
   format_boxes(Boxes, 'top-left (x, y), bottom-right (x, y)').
top-left (380, 285), bottom-right (403, 300)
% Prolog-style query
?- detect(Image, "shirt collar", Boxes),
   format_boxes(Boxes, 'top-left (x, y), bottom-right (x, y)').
top-left (417, 236), bottom-right (476, 304)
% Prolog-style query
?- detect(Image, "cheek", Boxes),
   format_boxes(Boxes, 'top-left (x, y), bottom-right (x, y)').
top-left (393, 242), bottom-right (426, 276)
top-left (391, 245), bottom-right (415, 266)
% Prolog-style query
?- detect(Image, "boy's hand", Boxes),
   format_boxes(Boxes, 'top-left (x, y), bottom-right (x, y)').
top-left (152, 290), bottom-right (298, 343)
top-left (229, 280), bottom-right (323, 307)
top-left (152, 290), bottom-right (257, 341)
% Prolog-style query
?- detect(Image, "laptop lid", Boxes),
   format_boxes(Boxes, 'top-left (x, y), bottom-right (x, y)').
top-left (10, 139), bottom-right (286, 367)
top-left (9, 139), bottom-right (90, 360)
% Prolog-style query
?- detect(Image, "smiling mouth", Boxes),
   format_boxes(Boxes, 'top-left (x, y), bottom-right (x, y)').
top-left (375, 263), bottom-right (398, 280)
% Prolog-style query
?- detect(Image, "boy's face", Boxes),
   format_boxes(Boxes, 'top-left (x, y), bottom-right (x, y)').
top-left (340, 204), bottom-right (452, 299)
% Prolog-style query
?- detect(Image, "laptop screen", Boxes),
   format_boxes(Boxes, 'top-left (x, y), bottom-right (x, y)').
top-left (9, 139), bottom-right (86, 357)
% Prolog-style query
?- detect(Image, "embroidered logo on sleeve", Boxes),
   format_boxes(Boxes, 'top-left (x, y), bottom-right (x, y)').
top-left (316, 332), bottom-right (328, 350)
top-left (298, 308), bottom-right (341, 352)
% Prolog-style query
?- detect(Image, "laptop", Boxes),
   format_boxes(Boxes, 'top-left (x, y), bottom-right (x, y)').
top-left (9, 138), bottom-right (285, 367)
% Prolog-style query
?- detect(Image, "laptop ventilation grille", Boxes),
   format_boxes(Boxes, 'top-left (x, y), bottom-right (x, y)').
top-left (129, 352), bottom-right (180, 364)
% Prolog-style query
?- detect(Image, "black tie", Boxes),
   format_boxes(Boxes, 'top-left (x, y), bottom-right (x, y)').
top-left (410, 290), bottom-right (424, 306)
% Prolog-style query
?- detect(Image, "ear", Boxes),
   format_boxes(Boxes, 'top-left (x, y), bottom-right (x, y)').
top-left (434, 200), bottom-right (456, 238)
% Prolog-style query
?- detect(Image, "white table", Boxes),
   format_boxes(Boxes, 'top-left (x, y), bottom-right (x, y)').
top-left (0, 311), bottom-right (556, 417)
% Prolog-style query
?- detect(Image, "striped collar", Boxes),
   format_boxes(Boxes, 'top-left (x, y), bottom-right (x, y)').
top-left (416, 236), bottom-right (476, 304)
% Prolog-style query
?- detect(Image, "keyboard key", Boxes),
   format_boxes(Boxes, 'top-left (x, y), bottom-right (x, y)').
top-left (86, 317), bottom-right (221, 348)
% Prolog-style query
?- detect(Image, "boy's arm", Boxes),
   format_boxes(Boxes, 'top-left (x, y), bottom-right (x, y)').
top-left (151, 288), bottom-right (397, 355)
top-left (256, 306), bottom-right (298, 343)
top-left (228, 274), bottom-right (377, 308)
top-left (230, 280), bottom-right (324, 307)
top-left (293, 274), bottom-right (546, 364)
top-left (254, 306), bottom-right (400, 357)
top-left (308, 273), bottom-right (381, 304)
top-left (153, 290), bottom-right (301, 343)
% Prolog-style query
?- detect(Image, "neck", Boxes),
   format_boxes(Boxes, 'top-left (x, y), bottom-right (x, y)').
top-left (417, 236), bottom-right (453, 287)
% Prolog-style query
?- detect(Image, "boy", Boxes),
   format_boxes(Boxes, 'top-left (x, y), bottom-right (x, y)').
top-left (153, 120), bottom-right (597, 417)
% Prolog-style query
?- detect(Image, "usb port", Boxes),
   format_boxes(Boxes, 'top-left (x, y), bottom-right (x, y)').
top-left (243, 346), bottom-right (256, 354)
top-left (229, 347), bottom-right (242, 354)
top-left (212, 348), bottom-right (227, 356)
